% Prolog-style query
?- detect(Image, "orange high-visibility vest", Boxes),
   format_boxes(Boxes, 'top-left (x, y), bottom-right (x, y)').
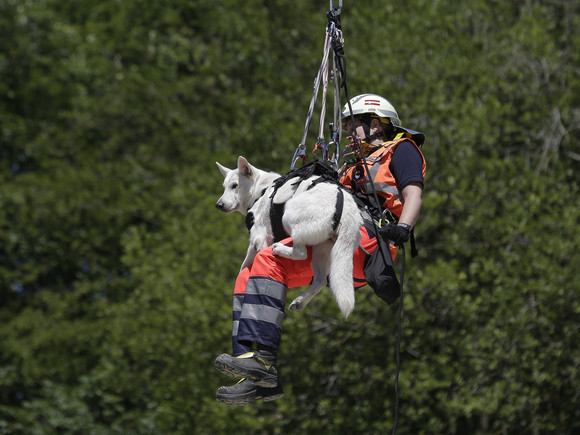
top-left (340, 138), bottom-right (426, 218)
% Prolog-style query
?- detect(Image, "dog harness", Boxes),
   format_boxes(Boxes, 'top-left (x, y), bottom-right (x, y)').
top-left (245, 161), bottom-right (347, 243)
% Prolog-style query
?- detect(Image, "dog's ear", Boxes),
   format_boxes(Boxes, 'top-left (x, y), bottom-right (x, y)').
top-left (237, 156), bottom-right (254, 178)
top-left (216, 162), bottom-right (231, 178)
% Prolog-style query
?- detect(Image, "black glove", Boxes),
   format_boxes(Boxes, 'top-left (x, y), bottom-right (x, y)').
top-left (379, 223), bottom-right (412, 247)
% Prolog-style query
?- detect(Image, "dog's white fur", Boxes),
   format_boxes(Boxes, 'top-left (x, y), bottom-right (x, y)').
top-left (216, 156), bottom-right (362, 318)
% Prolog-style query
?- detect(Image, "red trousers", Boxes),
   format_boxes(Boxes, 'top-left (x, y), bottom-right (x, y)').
top-left (234, 227), bottom-right (387, 294)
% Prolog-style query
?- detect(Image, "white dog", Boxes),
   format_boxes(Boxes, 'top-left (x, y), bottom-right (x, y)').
top-left (215, 156), bottom-right (362, 318)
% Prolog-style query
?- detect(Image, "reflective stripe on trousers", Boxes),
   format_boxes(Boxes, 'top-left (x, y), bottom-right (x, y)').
top-left (231, 293), bottom-right (250, 356)
top-left (237, 276), bottom-right (288, 350)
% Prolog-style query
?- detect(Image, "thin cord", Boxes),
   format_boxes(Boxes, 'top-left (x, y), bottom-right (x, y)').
top-left (392, 244), bottom-right (405, 435)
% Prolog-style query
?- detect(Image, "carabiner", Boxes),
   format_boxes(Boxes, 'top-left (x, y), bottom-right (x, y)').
top-left (325, 140), bottom-right (339, 170)
top-left (313, 138), bottom-right (330, 162)
top-left (330, 0), bottom-right (342, 15)
top-left (291, 144), bottom-right (307, 170)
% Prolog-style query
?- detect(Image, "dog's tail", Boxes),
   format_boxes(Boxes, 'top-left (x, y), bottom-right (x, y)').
top-left (328, 199), bottom-right (362, 319)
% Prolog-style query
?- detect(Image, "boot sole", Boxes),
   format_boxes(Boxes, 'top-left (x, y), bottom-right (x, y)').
top-left (260, 391), bottom-right (284, 402)
top-left (216, 389), bottom-right (284, 406)
top-left (216, 389), bottom-right (257, 406)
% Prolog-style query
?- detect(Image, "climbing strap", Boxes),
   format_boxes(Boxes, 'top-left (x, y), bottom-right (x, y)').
top-left (275, 160), bottom-right (339, 191)
top-left (292, 1), bottom-right (344, 170)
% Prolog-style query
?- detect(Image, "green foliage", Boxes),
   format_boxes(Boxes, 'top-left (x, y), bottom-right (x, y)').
top-left (1, 0), bottom-right (579, 433)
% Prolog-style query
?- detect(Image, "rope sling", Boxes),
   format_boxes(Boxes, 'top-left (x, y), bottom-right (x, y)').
top-left (291, 1), bottom-right (343, 170)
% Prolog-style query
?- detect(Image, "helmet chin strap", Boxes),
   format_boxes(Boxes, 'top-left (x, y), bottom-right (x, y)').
top-left (361, 131), bottom-right (386, 144)
top-left (359, 121), bottom-right (387, 145)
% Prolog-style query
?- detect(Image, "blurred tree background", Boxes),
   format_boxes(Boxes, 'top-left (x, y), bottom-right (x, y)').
top-left (1, 0), bottom-right (579, 433)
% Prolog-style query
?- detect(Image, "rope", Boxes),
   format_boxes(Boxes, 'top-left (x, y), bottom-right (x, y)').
top-left (292, 6), bottom-right (343, 170)
top-left (392, 245), bottom-right (405, 435)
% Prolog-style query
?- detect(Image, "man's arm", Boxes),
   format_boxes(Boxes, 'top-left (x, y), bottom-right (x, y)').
top-left (398, 181), bottom-right (423, 228)
top-left (379, 181), bottom-right (423, 246)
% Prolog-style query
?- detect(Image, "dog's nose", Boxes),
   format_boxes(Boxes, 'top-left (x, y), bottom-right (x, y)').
top-left (215, 201), bottom-right (224, 211)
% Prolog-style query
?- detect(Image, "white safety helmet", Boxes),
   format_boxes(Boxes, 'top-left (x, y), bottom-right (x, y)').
top-left (341, 94), bottom-right (401, 129)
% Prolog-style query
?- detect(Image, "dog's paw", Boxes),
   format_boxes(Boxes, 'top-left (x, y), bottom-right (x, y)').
top-left (289, 298), bottom-right (304, 312)
top-left (273, 242), bottom-right (308, 260)
top-left (272, 242), bottom-right (289, 257)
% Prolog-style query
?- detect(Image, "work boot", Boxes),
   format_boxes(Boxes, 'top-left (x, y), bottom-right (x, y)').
top-left (214, 347), bottom-right (278, 388)
top-left (216, 378), bottom-right (284, 406)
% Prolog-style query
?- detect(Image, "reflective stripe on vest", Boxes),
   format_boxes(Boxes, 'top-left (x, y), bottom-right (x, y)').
top-left (340, 137), bottom-right (426, 218)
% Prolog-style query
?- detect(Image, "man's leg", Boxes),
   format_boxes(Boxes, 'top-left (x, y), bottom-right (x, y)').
top-left (217, 265), bottom-right (284, 405)
top-left (216, 240), bottom-right (312, 404)
top-left (215, 239), bottom-right (313, 387)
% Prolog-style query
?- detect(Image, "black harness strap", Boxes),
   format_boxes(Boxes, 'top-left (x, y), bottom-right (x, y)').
top-left (332, 188), bottom-right (344, 233)
top-left (246, 202), bottom-right (291, 244)
top-left (245, 188), bottom-right (268, 232)
top-left (245, 212), bottom-right (254, 231)
top-left (270, 203), bottom-right (289, 243)
top-left (274, 160), bottom-right (339, 191)
top-left (409, 229), bottom-right (418, 258)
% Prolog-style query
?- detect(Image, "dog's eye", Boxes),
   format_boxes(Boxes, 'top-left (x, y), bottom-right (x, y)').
top-left (231, 182), bottom-right (238, 189)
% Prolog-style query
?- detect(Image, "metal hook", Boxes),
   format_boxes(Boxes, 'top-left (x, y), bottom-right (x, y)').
top-left (313, 138), bottom-right (330, 162)
top-left (330, 0), bottom-right (342, 15)
top-left (291, 144), bottom-right (307, 170)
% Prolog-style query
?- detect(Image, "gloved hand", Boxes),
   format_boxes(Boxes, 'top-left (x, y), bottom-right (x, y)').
top-left (379, 223), bottom-right (412, 247)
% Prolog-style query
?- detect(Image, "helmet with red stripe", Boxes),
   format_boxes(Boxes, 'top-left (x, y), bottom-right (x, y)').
top-left (341, 94), bottom-right (401, 130)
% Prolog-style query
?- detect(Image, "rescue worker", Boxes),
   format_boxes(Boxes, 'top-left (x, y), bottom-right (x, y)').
top-left (215, 94), bottom-right (426, 405)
